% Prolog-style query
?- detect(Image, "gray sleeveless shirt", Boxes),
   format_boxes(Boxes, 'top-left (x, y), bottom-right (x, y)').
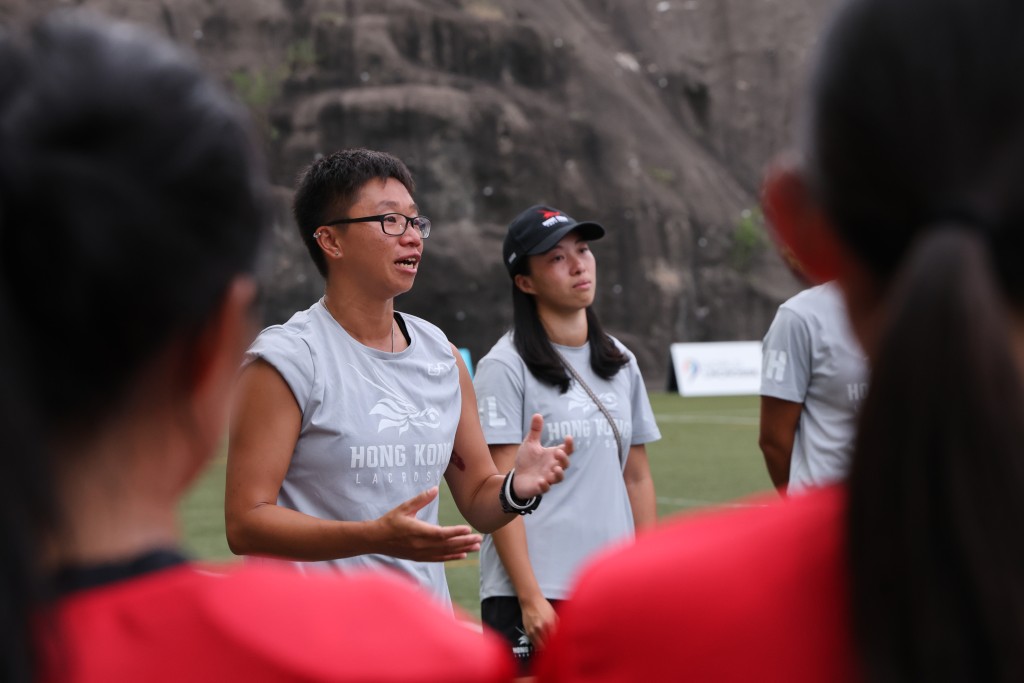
top-left (244, 299), bottom-right (461, 606)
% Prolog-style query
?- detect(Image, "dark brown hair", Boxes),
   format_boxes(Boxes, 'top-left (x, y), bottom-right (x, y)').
top-left (807, 0), bottom-right (1024, 679)
top-left (0, 12), bottom-right (266, 681)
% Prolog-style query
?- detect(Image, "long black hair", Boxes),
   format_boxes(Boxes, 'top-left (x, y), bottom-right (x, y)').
top-left (0, 12), bottom-right (267, 681)
top-left (806, 0), bottom-right (1024, 679)
top-left (511, 262), bottom-right (628, 393)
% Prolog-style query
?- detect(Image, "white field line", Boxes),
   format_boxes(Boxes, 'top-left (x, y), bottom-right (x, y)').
top-left (653, 413), bottom-right (758, 427)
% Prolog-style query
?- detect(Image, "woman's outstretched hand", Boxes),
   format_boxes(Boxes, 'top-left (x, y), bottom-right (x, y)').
top-left (374, 487), bottom-right (483, 561)
top-left (510, 414), bottom-right (572, 499)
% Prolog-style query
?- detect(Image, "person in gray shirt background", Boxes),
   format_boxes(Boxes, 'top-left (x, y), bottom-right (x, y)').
top-left (474, 205), bottom-right (660, 673)
top-left (759, 281), bottom-right (869, 494)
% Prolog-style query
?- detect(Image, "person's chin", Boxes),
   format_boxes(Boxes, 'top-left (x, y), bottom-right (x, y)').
top-left (392, 277), bottom-right (416, 297)
top-left (576, 288), bottom-right (596, 306)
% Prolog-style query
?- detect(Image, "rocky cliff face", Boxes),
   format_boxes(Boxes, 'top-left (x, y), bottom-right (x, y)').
top-left (6, 0), bottom-right (830, 385)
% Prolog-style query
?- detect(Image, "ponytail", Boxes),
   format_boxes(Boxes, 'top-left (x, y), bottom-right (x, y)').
top-left (0, 34), bottom-right (56, 683)
top-left (0, 282), bottom-right (57, 683)
top-left (847, 227), bottom-right (1024, 682)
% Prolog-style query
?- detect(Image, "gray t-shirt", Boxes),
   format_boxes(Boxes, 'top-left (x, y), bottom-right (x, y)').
top-left (474, 333), bottom-right (661, 601)
top-left (244, 299), bottom-right (461, 606)
top-left (760, 282), bottom-right (869, 493)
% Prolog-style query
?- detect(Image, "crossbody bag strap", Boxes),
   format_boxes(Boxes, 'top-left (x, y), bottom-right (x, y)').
top-left (552, 348), bottom-right (625, 466)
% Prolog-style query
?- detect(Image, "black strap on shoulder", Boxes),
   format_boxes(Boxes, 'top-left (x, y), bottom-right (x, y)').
top-left (393, 311), bottom-right (411, 345)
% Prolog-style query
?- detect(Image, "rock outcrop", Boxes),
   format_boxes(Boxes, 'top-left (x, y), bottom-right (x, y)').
top-left (6, 0), bottom-right (831, 385)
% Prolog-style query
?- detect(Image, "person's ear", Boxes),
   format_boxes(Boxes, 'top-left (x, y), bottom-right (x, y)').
top-left (513, 273), bottom-right (536, 295)
top-left (761, 158), bottom-right (846, 284)
top-left (315, 227), bottom-right (343, 260)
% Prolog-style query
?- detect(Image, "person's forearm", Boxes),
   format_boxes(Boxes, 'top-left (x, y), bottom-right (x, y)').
top-left (623, 447), bottom-right (657, 530)
top-left (758, 397), bottom-right (801, 492)
top-left (626, 475), bottom-right (657, 530)
top-left (454, 472), bottom-right (518, 534)
top-left (226, 503), bottom-right (380, 561)
top-left (229, 487), bottom-right (481, 563)
top-left (491, 517), bottom-right (545, 604)
top-left (493, 518), bottom-right (557, 649)
top-left (759, 443), bottom-right (791, 490)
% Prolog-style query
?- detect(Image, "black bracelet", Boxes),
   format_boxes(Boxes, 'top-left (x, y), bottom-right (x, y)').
top-left (498, 470), bottom-right (541, 515)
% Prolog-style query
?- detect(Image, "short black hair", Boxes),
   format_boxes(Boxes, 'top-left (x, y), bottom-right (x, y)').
top-left (292, 148), bottom-right (415, 277)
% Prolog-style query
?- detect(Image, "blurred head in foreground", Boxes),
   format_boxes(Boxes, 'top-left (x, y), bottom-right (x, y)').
top-left (762, 0), bottom-right (1024, 679)
top-left (531, 2), bottom-right (1024, 681)
top-left (0, 11), bottom-right (266, 681)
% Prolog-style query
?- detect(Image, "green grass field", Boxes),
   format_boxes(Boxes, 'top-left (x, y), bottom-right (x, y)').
top-left (180, 392), bottom-right (772, 619)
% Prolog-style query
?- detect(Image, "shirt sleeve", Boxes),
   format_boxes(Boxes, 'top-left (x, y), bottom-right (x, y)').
top-left (627, 355), bottom-right (662, 445)
top-left (760, 307), bottom-right (812, 403)
top-left (244, 326), bottom-right (316, 415)
top-left (472, 354), bottom-right (526, 445)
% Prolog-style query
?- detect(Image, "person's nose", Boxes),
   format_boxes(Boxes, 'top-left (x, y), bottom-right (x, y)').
top-left (400, 222), bottom-right (423, 247)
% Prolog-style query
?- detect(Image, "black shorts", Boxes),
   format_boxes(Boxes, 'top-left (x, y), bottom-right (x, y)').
top-left (481, 596), bottom-right (563, 676)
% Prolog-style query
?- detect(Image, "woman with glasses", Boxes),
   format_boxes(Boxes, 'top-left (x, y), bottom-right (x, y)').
top-left (226, 148), bottom-right (572, 610)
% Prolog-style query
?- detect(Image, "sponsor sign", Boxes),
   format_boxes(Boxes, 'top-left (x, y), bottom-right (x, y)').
top-left (669, 341), bottom-right (761, 396)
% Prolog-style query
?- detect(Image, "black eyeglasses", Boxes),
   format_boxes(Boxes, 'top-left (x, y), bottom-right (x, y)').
top-left (322, 213), bottom-right (431, 238)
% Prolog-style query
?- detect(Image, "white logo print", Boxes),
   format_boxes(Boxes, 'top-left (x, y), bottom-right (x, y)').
top-left (764, 349), bottom-right (788, 381)
top-left (566, 381), bottom-right (618, 411)
top-left (542, 214), bottom-right (570, 228)
top-left (427, 362), bottom-right (449, 376)
top-left (480, 396), bottom-right (508, 428)
top-left (512, 628), bottom-right (533, 659)
top-left (349, 364), bottom-right (441, 435)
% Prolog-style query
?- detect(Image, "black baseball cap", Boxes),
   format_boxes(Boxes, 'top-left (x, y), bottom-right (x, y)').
top-left (503, 205), bottom-right (605, 276)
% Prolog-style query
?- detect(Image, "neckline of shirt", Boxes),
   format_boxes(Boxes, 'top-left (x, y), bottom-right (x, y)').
top-left (317, 297), bottom-right (414, 358)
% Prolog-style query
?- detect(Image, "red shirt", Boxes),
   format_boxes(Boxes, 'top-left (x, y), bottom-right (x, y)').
top-left (536, 486), bottom-right (859, 682)
top-left (45, 562), bottom-right (514, 683)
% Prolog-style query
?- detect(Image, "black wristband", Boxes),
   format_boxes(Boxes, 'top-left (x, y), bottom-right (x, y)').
top-left (508, 469), bottom-right (532, 507)
top-left (499, 470), bottom-right (541, 515)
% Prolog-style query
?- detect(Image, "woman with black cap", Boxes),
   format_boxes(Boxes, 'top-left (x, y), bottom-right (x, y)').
top-left (474, 205), bottom-right (660, 677)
